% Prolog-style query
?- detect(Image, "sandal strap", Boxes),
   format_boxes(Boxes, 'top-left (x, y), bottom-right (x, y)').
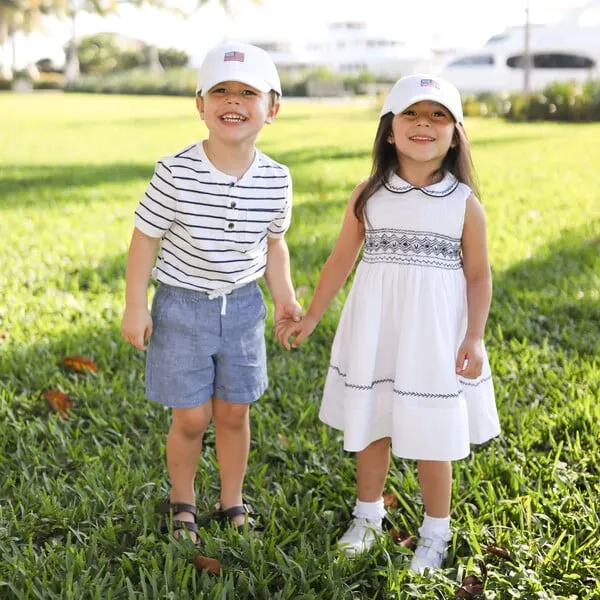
top-left (172, 520), bottom-right (199, 534)
top-left (219, 504), bottom-right (251, 519)
top-left (156, 500), bottom-right (197, 517)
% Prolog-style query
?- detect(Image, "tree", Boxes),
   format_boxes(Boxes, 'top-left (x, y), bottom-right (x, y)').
top-left (0, 0), bottom-right (60, 79)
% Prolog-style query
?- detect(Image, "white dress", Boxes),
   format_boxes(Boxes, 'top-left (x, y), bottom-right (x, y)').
top-left (319, 171), bottom-right (501, 461)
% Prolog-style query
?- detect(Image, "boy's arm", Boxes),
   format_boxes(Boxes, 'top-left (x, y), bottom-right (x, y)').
top-left (121, 228), bottom-right (161, 350)
top-left (265, 236), bottom-right (302, 323)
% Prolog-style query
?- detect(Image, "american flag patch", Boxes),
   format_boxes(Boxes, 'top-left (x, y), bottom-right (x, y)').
top-left (420, 78), bottom-right (440, 89)
top-left (224, 51), bottom-right (245, 62)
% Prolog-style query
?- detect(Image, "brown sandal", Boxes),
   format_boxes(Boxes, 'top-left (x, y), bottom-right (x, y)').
top-left (156, 500), bottom-right (199, 542)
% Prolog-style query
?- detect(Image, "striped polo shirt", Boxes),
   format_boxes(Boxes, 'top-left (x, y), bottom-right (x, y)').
top-left (134, 141), bottom-right (292, 293)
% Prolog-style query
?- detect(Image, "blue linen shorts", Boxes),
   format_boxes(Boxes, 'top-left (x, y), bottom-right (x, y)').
top-left (145, 281), bottom-right (268, 408)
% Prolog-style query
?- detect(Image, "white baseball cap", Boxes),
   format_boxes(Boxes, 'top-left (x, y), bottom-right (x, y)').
top-left (196, 42), bottom-right (282, 96)
top-left (380, 73), bottom-right (464, 125)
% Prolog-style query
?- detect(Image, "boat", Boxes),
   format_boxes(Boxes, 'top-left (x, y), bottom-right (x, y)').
top-left (438, 0), bottom-right (600, 93)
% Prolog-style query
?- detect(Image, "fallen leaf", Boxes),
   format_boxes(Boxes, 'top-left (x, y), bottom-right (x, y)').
top-left (456, 560), bottom-right (488, 598)
top-left (194, 555), bottom-right (222, 575)
top-left (59, 355), bottom-right (98, 374)
top-left (383, 492), bottom-right (398, 509)
top-left (43, 390), bottom-right (73, 420)
top-left (278, 433), bottom-right (291, 447)
top-left (389, 528), bottom-right (415, 549)
top-left (485, 544), bottom-right (511, 559)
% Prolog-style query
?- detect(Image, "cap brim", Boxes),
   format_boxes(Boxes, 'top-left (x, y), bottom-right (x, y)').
top-left (380, 93), bottom-right (462, 123)
top-left (197, 72), bottom-right (275, 95)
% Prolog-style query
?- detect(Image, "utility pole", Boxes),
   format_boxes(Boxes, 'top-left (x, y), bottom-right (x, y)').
top-left (523, 0), bottom-right (532, 92)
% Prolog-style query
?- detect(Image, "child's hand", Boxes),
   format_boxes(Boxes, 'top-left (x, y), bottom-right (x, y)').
top-left (455, 335), bottom-right (484, 379)
top-left (121, 306), bottom-right (153, 351)
top-left (274, 299), bottom-right (302, 325)
top-left (275, 314), bottom-right (318, 350)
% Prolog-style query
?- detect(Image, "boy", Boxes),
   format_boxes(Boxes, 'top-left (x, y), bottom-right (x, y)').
top-left (121, 42), bottom-right (300, 541)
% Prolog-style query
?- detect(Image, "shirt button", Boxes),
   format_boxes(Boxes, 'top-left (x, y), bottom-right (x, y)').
top-left (227, 223), bottom-right (235, 230)
top-left (230, 201), bottom-right (237, 208)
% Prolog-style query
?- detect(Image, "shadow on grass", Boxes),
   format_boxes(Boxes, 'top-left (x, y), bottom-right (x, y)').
top-left (490, 224), bottom-right (599, 356)
top-left (0, 163), bottom-right (152, 207)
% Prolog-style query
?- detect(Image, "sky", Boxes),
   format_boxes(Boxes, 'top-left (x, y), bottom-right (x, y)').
top-left (5, 0), bottom-right (591, 69)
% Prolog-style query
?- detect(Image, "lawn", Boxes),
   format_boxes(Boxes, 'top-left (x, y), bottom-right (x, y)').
top-left (0, 92), bottom-right (598, 600)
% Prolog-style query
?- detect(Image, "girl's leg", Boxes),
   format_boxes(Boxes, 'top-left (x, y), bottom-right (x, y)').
top-left (166, 404), bottom-right (213, 538)
top-left (212, 396), bottom-right (250, 527)
top-left (357, 437), bottom-right (391, 501)
top-left (412, 460), bottom-right (453, 573)
top-left (339, 437), bottom-right (391, 555)
top-left (416, 460), bottom-right (452, 518)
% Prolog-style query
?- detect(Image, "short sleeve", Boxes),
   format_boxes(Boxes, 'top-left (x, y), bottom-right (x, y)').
top-left (134, 160), bottom-right (178, 238)
top-left (267, 169), bottom-right (292, 238)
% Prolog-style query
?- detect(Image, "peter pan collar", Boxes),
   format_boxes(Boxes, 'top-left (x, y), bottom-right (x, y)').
top-left (383, 170), bottom-right (459, 197)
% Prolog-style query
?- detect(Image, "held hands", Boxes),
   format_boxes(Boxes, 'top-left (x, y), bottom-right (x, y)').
top-left (121, 306), bottom-right (153, 351)
top-left (275, 314), bottom-right (318, 351)
top-left (455, 335), bottom-right (484, 379)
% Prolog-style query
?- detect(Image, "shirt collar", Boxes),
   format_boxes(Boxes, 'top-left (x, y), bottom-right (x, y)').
top-left (383, 170), bottom-right (459, 197)
top-left (195, 140), bottom-right (259, 184)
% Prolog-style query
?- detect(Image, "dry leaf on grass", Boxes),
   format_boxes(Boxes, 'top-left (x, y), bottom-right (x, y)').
top-left (278, 433), bottom-right (291, 447)
top-left (193, 555), bottom-right (222, 575)
top-left (382, 492), bottom-right (399, 509)
top-left (43, 390), bottom-right (73, 420)
top-left (59, 355), bottom-right (98, 374)
top-left (388, 528), bottom-right (415, 549)
top-left (485, 545), bottom-right (511, 559)
top-left (456, 560), bottom-right (488, 598)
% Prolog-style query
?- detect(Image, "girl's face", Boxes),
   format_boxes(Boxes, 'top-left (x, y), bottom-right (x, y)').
top-left (196, 80), bottom-right (279, 145)
top-left (389, 100), bottom-right (456, 171)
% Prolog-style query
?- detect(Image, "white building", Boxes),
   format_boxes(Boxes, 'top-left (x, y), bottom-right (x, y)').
top-left (246, 20), bottom-right (445, 79)
top-left (438, 0), bottom-right (600, 93)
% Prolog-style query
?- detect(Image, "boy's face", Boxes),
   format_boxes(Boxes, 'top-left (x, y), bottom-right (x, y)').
top-left (196, 80), bottom-right (280, 145)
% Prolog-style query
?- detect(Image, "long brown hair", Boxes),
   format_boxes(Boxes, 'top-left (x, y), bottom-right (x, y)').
top-left (353, 114), bottom-right (480, 223)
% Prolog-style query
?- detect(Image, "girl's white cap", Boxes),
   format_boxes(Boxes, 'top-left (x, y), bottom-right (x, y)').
top-left (380, 74), bottom-right (464, 124)
top-left (196, 42), bottom-right (282, 96)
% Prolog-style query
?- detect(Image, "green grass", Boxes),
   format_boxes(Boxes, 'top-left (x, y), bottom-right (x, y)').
top-left (0, 92), bottom-right (599, 599)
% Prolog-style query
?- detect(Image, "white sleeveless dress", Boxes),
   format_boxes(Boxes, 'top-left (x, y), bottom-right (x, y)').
top-left (319, 171), bottom-right (501, 461)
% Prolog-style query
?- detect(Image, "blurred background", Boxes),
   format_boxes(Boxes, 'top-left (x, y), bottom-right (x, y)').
top-left (2, 0), bottom-right (600, 115)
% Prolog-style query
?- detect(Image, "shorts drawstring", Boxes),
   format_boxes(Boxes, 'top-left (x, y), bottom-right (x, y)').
top-left (208, 286), bottom-right (237, 315)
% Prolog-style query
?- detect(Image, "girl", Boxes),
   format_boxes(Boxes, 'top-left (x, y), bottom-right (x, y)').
top-left (276, 74), bottom-right (500, 573)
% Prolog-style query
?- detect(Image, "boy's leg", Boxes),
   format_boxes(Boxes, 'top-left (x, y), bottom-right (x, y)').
top-left (166, 404), bottom-right (213, 537)
top-left (212, 396), bottom-right (250, 527)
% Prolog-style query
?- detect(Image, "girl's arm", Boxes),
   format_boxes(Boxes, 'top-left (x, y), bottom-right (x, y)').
top-left (456, 193), bottom-right (492, 378)
top-left (121, 228), bottom-right (161, 350)
top-left (277, 183), bottom-right (365, 348)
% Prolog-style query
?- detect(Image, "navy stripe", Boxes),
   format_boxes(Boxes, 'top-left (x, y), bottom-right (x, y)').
top-left (172, 174), bottom-right (288, 190)
top-left (162, 237), bottom-right (254, 264)
top-left (161, 247), bottom-right (260, 276)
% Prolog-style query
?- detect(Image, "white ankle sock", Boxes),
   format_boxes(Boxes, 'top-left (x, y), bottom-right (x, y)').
top-left (353, 498), bottom-right (386, 522)
top-left (419, 513), bottom-right (451, 540)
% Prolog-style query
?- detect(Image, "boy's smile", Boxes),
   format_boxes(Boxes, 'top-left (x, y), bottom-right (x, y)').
top-left (196, 80), bottom-right (279, 146)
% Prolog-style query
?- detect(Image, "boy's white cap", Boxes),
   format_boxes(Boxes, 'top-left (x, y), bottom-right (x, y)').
top-left (196, 42), bottom-right (282, 96)
top-left (380, 73), bottom-right (464, 124)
